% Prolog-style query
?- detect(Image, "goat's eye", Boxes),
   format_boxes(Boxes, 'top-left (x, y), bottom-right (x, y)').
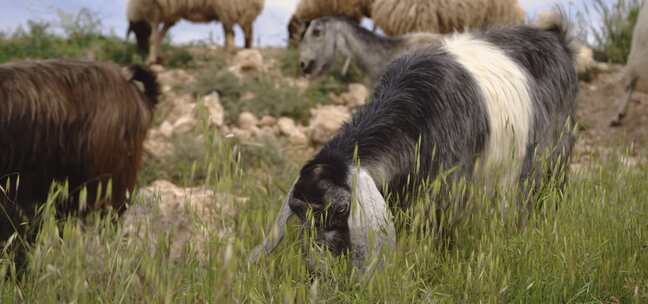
top-left (312, 28), bottom-right (321, 37)
top-left (336, 204), bottom-right (349, 215)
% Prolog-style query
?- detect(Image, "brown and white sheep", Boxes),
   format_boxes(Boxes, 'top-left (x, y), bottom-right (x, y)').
top-left (0, 59), bottom-right (158, 251)
top-left (371, 0), bottom-right (526, 36)
top-left (127, 0), bottom-right (265, 64)
top-left (288, 0), bottom-right (373, 46)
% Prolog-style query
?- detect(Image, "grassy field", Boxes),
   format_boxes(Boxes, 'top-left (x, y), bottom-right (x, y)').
top-left (1, 131), bottom-right (647, 303)
top-left (2, 3), bottom-right (648, 303)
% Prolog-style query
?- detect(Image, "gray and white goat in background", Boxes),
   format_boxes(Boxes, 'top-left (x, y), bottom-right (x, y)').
top-left (299, 17), bottom-right (441, 82)
top-left (250, 14), bottom-right (579, 270)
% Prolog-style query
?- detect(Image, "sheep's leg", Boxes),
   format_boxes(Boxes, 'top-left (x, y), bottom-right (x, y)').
top-left (146, 22), bottom-right (173, 65)
top-left (146, 23), bottom-right (161, 65)
top-left (610, 77), bottom-right (638, 127)
top-left (341, 56), bottom-right (352, 76)
top-left (242, 22), bottom-right (254, 48)
top-left (223, 24), bottom-right (235, 51)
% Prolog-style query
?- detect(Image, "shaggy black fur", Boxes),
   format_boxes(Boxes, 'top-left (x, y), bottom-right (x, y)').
top-left (310, 48), bottom-right (489, 206)
top-left (127, 21), bottom-right (152, 56)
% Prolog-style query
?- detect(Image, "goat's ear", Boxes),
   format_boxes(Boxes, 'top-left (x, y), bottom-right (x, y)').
top-left (121, 66), bottom-right (135, 81)
top-left (347, 168), bottom-right (396, 271)
top-left (300, 20), bottom-right (311, 40)
top-left (248, 180), bottom-right (298, 264)
top-left (121, 66), bottom-right (147, 93)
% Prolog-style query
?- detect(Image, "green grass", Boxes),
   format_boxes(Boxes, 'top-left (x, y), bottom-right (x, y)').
top-left (2, 131), bottom-right (647, 303)
top-left (191, 63), bottom-right (341, 124)
top-left (187, 50), bottom-right (367, 125)
top-left (0, 9), bottom-right (193, 67)
top-left (2, 5), bottom-right (648, 303)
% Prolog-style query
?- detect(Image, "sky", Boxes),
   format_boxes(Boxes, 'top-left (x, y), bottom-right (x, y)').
top-left (0, 0), bottom-right (599, 46)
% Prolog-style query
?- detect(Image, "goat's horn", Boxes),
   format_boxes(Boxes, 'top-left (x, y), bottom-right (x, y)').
top-left (348, 168), bottom-right (396, 271)
top-left (248, 181), bottom-right (297, 264)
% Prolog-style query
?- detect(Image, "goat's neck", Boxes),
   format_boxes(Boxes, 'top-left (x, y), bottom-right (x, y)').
top-left (333, 22), bottom-right (402, 80)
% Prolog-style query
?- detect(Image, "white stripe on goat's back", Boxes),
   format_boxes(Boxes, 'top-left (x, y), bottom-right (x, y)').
top-left (443, 34), bottom-right (533, 187)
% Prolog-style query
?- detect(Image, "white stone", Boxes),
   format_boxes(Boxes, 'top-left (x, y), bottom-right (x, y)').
top-left (309, 105), bottom-right (351, 144)
top-left (123, 180), bottom-right (244, 261)
top-left (238, 112), bottom-right (259, 131)
top-left (201, 92), bottom-right (225, 127)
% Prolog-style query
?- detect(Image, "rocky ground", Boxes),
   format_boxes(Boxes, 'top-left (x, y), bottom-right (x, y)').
top-left (573, 65), bottom-right (648, 169)
top-left (123, 48), bottom-right (648, 259)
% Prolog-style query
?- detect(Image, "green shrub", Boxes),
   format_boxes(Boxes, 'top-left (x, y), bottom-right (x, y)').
top-left (165, 48), bottom-right (195, 68)
top-left (191, 63), bottom-right (335, 124)
top-left (0, 8), bottom-right (191, 67)
top-left (583, 0), bottom-right (644, 63)
top-left (278, 47), bottom-right (301, 77)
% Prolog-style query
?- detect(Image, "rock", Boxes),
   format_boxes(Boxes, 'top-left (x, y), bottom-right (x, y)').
top-left (167, 94), bottom-right (195, 123)
top-left (253, 126), bottom-right (278, 139)
top-left (231, 127), bottom-right (253, 140)
top-left (295, 78), bottom-right (310, 92)
top-left (277, 117), bottom-right (308, 145)
top-left (339, 83), bottom-right (369, 107)
top-left (201, 92), bottom-right (225, 127)
top-left (277, 117), bottom-right (298, 136)
top-left (576, 45), bottom-right (595, 75)
top-left (143, 137), bottom-right (174, 159)
top-left (260, 115), bottom-right (277, 127)
top-left (123, 180), bottom-right (244, 261)
top-left (309, 105), bottom-right (351, 144)
top-left (241, 91), bottom-right (257, 101)
top-left (173, 115), bottom-right (197, 135)
top-left (156, 68), bottom-right (195, 86)
top-left (158, 121), bottom-right (174, 138)
top-left (288, 130), bottom-right (308, 145)
top-left (229, 49), bottom-right (264, 75)
top-left (238, 112), bottom-right (259, 131)
top-left (150, 64), bottom-right (165, 73)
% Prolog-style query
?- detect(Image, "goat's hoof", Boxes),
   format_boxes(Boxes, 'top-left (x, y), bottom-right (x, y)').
top-left (609, 118), bottom-right (623, 127)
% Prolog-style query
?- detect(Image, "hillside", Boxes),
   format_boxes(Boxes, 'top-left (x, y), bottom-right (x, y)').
top-left (2, 45), bottom-right (648, 302)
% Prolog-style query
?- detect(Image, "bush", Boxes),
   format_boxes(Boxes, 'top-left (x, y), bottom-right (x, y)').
top-left (191, 62), bottom-right (338, 124)
top-left (0, 8), bottom-right (192, 67)
top-left (582, 0), bottom-right (644, 64)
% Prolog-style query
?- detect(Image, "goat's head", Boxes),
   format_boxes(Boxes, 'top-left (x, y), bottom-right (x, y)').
top-left (299, 18), bottom-right (339, 78)
top-left (248, 161), bottom-right (396, 271)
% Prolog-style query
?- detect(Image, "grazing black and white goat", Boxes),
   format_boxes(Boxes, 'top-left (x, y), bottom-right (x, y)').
top-left (250, 16), bottom-right (579, 270)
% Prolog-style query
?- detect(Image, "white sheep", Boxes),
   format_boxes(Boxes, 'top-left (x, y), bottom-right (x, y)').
top-left (610, 2), bottom-right (648, 126)
top-left (288, 0), bottom-right (372, 45)
top-left (371, 0), bottom-right (526, 36)
top-left (127, 0), bottom-right (265, 64)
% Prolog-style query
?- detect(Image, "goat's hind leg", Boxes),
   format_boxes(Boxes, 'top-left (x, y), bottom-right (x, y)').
top-left (610, 77), bottom-right (638, 127)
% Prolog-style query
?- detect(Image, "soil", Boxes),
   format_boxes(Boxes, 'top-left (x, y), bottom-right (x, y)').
top-left (573, 65), bottom-right (648, 166)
